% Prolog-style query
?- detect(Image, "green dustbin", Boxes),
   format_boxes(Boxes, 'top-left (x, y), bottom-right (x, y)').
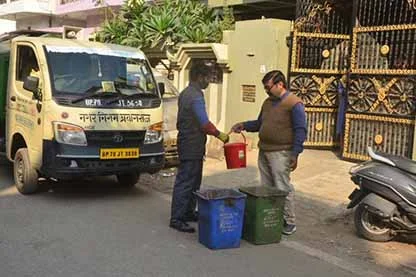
top-left (239, 186), bottom-right (288, 244)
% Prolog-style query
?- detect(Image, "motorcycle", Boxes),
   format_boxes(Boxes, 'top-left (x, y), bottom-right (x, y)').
top-left (347, 147), bottom-right (416, 242)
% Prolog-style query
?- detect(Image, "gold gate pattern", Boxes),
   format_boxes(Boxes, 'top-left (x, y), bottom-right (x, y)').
top-left (343, 0), bottom-right (416, 160)
top-left (290, 0), bottom-right (350, 148)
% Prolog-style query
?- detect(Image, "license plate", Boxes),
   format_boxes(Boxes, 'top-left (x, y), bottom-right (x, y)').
top-left (100, 148), bottom-right (139, 160)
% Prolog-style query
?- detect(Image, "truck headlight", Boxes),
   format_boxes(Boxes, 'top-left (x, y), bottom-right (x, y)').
top-left (53, 122), bottom-right (87, 146)
top-left (144, 121), bottom-right (163, 144)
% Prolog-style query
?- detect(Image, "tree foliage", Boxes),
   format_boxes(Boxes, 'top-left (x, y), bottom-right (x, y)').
top-left (220, 5), bottom-right (235, 31)
top-left (96, 0), bottom-right (234, 54)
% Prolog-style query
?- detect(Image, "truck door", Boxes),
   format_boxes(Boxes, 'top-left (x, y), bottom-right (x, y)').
top-left (7, 43), bottom-right (44, 167)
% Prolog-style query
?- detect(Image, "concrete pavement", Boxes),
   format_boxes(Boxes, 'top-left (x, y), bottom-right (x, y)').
top-left (150, 148), bottom-right (416, 276)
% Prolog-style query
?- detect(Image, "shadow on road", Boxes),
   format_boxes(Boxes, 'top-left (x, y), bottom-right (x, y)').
top-left (0, 163), bottom-right (149, 200)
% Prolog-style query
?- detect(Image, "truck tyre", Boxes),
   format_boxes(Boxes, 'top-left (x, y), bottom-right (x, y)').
top-left (116, 172), bottom-right (139, 187)
top-left (354, 204), bottom-right (394, 242)
top-left (14, 148), bottom-right (39, 194)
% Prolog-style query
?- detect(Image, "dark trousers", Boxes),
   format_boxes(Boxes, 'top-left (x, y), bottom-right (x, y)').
top-left (170, 159), bottom-right (203, 222)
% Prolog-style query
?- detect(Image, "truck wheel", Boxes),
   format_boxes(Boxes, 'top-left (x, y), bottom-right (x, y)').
top-left (116, 172), bottom-right (139, 187)
top-left (354, 204), bottom-right (394, 242)
top-left (14, 148), bottom-right (39, 194)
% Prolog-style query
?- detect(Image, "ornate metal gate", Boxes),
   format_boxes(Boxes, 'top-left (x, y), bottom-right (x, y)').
top-left (342, 0), bottom-right (416, 160)
top-left (290, 0), bottom-right (351, 148)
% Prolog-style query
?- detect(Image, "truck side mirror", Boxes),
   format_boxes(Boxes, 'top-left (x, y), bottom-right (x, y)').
top-left (23, 76), bottom-right (40, 98)
top-left (158, 82), bottom-right (165, 97)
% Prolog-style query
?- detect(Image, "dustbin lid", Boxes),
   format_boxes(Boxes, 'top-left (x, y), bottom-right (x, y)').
top-left (195, 189), bottom-right (246, 200)
top-left (239, 186), bottom-right (288, 197)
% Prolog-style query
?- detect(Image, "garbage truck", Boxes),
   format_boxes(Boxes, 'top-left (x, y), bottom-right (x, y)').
top-left (0, 30), bottom-right (165, 194)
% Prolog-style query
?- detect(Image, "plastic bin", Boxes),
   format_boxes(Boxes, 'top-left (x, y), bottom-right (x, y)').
top-left (239, 186), bottom-right (288, 244)
top-left (195, 189), bottom-right (246, 250)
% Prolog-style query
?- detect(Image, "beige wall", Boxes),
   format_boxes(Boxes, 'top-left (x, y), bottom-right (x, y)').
top-left (205, 83), bottom-right (223, 127)
top-left (224, 18), bottom-right (291, 145)
top-left (171, 19), bottom-right (291, 153)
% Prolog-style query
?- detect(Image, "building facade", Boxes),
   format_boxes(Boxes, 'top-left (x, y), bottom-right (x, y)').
top-left (0, 0), bottom-right (297, 37)
top-left (0, 0), bottom-right (124, 37)
top-left (0, 19), bottom-right (15, 33)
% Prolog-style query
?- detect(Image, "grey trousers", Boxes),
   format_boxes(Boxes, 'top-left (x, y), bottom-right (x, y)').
top-left (258, 150), bottom-right (296, 225)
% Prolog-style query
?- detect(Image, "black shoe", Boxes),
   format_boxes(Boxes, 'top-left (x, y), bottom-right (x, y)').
top-left (282, 223), bottom-right (297, 235)
top-left (169, 220), bottom-right (195, 233)
top-left (184, 212), bottom-right (199, 222)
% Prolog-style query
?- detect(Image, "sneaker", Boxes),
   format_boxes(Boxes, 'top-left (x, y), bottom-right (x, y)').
top-left (282, 223), bottom-right (297, 235)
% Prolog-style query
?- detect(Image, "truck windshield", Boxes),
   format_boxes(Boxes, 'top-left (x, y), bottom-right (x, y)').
top-left (44, 46), bottom-right (158, 97)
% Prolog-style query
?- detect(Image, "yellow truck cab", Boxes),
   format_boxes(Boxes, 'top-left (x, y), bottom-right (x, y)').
top-left (0, 31), bottom-right (165, 194)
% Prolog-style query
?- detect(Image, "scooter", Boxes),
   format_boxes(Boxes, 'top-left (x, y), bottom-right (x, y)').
top-left (347, 147), bottom-right (416, 242)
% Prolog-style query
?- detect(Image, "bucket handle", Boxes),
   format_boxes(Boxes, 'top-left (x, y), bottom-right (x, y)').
top-left (228, 131), bottom-right (247, 145)
top-left (240, 132), bottom-right (247, 145)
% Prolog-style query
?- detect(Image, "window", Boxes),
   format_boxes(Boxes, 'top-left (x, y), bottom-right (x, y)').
top-left (16, 45), bottom-right (39, 82)
top-left (45, 47), bottom-right (158, 96)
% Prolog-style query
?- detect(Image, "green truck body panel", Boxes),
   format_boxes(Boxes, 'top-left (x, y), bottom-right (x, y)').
top-left (0, 51), bottom-right (9, 132)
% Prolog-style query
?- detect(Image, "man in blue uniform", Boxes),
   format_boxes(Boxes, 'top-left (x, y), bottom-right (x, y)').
top-left (170, 61), bottom-right (229, 233)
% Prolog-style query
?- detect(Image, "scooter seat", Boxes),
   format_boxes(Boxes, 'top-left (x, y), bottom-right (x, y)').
top-left (379, 153), bottom-right (416, 175)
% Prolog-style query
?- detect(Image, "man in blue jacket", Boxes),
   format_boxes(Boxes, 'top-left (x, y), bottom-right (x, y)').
top-left (232, 70), bottom-right (307, 235)
top-left (170, 61), bottom-right (229, 233)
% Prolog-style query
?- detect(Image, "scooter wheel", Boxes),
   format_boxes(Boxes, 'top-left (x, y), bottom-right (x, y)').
top-left (354, 204), bottom-right (394, 242)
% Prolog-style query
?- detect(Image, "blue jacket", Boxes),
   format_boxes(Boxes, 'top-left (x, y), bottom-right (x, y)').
top-left (176, 83), bottom-right (208, 160)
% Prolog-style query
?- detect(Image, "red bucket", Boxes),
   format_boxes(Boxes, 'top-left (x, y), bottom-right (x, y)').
top-left (224, 133), bottom-right (247, 169)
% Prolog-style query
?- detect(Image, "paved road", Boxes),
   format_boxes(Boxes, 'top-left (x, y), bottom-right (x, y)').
top-left (0, 164), bottom-right (372, 277)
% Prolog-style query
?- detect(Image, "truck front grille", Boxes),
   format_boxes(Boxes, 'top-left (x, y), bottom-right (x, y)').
top-left (85, 130), bottom-right (146, 147)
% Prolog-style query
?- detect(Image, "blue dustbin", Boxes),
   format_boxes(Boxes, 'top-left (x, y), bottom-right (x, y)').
top-left (195, 189), bottom-right (246, 250)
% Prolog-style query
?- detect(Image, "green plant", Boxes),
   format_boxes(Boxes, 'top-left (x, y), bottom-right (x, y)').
top-left (221, 5), bottom-right (235, 31)
top-left (96, 15), bottom-right (129, 45)
top-left (96, 0), bottom-right (233, 55)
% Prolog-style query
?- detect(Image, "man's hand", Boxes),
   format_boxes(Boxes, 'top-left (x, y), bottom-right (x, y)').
top-left (217, 132), bottom-right (230, 143)
top-left (290, 156), bottom-right (298, 171)
top-left (231, 122), bottom-right (244, 133)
